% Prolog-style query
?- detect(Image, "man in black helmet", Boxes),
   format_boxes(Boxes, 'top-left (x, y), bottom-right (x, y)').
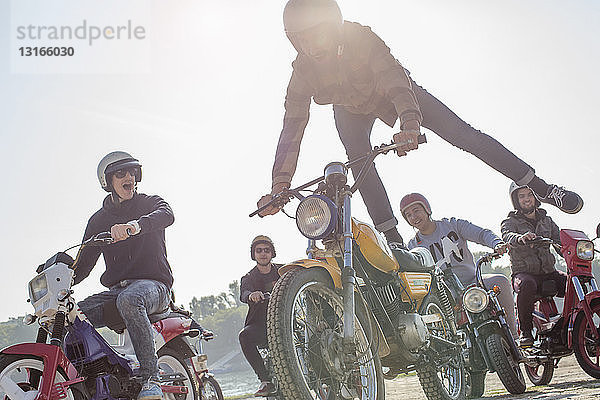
top-left (501, 183), bottom-right (566, 347)
top-left (238, 235), bottom-right (282, 397)
top-left (258, 0), bottom-right (583, 245)
top-left (74, 151), bottom-right (175, 400)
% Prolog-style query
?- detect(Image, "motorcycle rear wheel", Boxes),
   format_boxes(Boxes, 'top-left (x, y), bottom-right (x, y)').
top-left (0, 355), bottom-right (78, 400)
top-left (573, 300), bottom-right (600, 379)
top-left (157, 349), bottom-right (199, 400)
top-left (485, 333), bottom-right (526, 394)
top-left (418, 293), bottom-right (466, 400)
top-left (465, 371), bottom-right (486, 399)
top-left (266, 267), bottom-right (384, 400)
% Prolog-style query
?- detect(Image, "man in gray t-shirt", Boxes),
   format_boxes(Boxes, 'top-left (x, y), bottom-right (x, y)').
top-left (399, 193), bottom-right (516, 336)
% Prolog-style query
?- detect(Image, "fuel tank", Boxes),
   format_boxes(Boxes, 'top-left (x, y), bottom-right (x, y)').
top-left (352, 218), bottom-right (432, 304)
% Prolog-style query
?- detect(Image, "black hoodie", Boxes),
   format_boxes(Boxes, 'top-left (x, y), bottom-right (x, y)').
top-left (73, 193), bottom-right (174, 288)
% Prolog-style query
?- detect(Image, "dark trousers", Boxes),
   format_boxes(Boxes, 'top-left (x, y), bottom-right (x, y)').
top-left (333, 78), bottom-right (534, 232)
top-left (239, 323), bottom-right (269, 382)
top-left (512, 271), bottom-right (567, 333)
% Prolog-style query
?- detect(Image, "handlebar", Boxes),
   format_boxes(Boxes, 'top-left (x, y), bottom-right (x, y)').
top-left (250, 134), bottom-right (427, 217)
top-left (475, 252), bottom-right (502, 290)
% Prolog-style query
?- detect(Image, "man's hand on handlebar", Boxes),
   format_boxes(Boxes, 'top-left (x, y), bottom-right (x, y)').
top-left (257, 182), bottom-right (290, 217)
top-left (494, 242), bottom-right (509, 255)
top-left (518, 232), bottom-right (537, 246)
top-left (110, 223), bottom-right (137, 242)
top-left (249, 291), bottom-right (266, 303)
top-left (393, 121), bottom-right (421, 157)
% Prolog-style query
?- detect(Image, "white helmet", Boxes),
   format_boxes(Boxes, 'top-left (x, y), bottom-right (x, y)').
top-left (97, 151), bottom-right (142, 192)
top-left (409, 247), bottom-right (435, 269)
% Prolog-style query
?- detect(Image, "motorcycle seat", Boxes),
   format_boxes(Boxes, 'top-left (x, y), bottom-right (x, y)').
top-left (102, 298), bottom-right (187, 333)
top-left (537, 280), bottom-right (559, 298)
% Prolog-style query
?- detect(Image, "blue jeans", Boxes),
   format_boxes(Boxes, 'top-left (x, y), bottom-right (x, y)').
top-left (78, 279), bottom-right (171, 380)
top-left (333, 78), bottom-right (535, 232)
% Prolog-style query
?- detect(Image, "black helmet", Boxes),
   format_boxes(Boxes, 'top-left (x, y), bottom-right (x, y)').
top-left (97, 151), bottom-right (142, 192)
top-left (509, 181), bottom-right (540, 211)
top-left (283, 0), bottom-right (342, 34)
top-left (251, 235), bottom-right (276, 261)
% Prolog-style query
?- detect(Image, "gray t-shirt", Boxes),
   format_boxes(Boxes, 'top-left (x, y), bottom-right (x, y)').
top-left (407, 218), bottom-right (502, 285)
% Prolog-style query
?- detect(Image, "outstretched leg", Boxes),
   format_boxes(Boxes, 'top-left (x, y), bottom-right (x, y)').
top-left (411, 78), bottom-right (583, 214)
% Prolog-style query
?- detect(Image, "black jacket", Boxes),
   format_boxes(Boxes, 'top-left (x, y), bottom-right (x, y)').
top-left (240, 264), bottom-right (281, 326)
top-left (73, 193), bottom-right (174, 288)
top-left (501, 208), bottom-right (561, 276)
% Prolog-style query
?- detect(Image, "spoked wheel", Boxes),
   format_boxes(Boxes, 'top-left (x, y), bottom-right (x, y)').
top-left (0, 355), bottom-right (77, 400)
top-left (199, 376), bottom-right (223, 400)
top-left (524, 361), bottom-right (554, 386)
top-left (573, 300), bottom-right (600, 379)
top-left (267, 267), bottom-right (384, 400)
top-left (485, 333), bottom-right (526, 394)
top-left (418, 294), bottom-right (466, 400)
top-left (157, 349), bottom-right (198, 400)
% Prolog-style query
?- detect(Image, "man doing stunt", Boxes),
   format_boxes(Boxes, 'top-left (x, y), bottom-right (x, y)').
top-left (258, 0), bottom-right (583, 246)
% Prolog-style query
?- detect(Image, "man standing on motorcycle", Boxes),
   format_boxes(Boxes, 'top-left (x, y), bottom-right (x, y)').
top-left (400, 193), bottom-right (517, 336)
top-left (258, 0), bottom-right (583, 245)
top-left (501, 183), bottom-right (567, 347)
top-left (73, 151), bottom-right (174, 400)
top-left (238, 236), bottom-right (282, 397)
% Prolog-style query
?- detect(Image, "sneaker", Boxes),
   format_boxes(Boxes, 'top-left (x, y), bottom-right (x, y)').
top-left (254, 381), bottom-right (276, 397)
top-left (538, 185), bottom-right (583, 214)
top-left (519, 331), bottom-right (534, 348)
top-left (138, 379), bottom-right (163, 400)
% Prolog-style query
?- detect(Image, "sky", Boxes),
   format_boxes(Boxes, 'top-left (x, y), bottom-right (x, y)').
top-left (0, 0), bottom-right (599, 321)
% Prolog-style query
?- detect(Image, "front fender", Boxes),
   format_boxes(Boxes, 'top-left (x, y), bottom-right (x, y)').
top-left (1, 343), bottom-right (78, 379)
top-left (278, 259), bottom-right (342, 288)
top-left (568, 292), bottom-right (600, 347)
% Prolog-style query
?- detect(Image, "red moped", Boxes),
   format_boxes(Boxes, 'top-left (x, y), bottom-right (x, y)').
top-left (516, 223), bottom-right (600, 385)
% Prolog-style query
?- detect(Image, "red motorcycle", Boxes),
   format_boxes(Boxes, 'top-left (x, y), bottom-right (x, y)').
top-left (516, 223), bottom-right (600, 384)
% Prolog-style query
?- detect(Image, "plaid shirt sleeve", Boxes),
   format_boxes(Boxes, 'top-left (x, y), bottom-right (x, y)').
top-left (368, 31), bottom-right (422, 127)
top-left (271, 67), bottom-right (313, 188)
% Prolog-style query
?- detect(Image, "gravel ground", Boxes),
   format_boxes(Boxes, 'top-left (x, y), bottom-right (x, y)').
top-left (233, 355), bottom-right (599, 399)
top-left (385, 355), bottom-right (600, 399)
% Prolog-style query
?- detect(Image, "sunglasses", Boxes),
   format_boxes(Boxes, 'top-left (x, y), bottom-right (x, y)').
top-left (255, 248), bottom-right (272, 254)
top-left (113, 167), bottom-right (140, 179)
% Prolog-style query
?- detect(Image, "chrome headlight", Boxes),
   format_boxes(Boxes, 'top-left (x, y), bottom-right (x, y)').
top-left (28, 273), bottom-right (48, 303)
top-left (577, 240), bottom-right (594, 261)
top-left (296, 195), bottom-right (337, 240)
top-left (463, 287), bottom-right (489, 313)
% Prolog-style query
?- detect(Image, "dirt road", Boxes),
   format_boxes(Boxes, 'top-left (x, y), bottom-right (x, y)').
top-left (385, 355), bottom-right (600, 399)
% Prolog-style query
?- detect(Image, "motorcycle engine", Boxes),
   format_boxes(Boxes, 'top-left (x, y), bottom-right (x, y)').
top-left (397, 313), bottom-right (430, 351)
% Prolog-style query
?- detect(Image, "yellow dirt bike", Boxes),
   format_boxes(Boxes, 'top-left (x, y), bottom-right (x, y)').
top-left (250, 137), bottom-right (466, 400)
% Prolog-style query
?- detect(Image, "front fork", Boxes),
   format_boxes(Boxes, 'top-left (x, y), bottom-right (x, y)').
top-left (341, 193), bottom-right (356, 351)
top-left (308, 193), bottom-right (357, 352)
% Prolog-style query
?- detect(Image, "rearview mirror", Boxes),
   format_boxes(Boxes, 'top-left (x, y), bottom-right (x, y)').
top-left (596, 223), bottom-right (600, 240)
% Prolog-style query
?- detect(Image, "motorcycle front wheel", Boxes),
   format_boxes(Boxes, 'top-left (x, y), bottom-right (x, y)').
top-left (485, 333), bottom-right (526, 394)
top-left (573, 300), bottom-right (600, 379)
top-left (418, 293), bottom-right (466, 400)
top-left (199, 376), bottom-right (223, 400)
top-left (157, 349), bottom-right (199, 400)
top-left (266, 267), bottom-right (384, 400)
top-left (0, 355), bottom-right (79, 400)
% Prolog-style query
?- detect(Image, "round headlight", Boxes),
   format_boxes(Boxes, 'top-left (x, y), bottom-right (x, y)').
top-left (577, 240), bottom-right (594, 261)
top-left (463, 287), bottom-right (489, 314)
top-left (296, 195), bottom-right (337, 240)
